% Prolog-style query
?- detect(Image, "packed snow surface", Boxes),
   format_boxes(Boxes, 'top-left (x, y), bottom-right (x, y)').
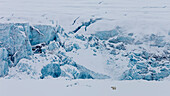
top-left (0, 79), bottom-right (170, 96)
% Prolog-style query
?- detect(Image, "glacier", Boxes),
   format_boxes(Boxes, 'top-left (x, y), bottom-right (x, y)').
top-left (0, 22), bottom-right (169, 81)
top-left (1, 0), bottom-right (170, 96)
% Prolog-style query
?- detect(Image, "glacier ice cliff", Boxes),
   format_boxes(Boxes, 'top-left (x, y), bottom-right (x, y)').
top-left (0, 23), bottom-right (110, 79)
top-left (0, 23), bottom-right (169, 81)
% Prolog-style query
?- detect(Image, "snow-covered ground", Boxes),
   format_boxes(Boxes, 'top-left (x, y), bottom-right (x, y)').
top-left (1, 79), bottom-right (170, 96)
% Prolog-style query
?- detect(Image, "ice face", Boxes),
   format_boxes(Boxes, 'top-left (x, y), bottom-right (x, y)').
top-left (95, 29), bottom-right (119, 40)
top-left (116, 36), bottom-right (134, 44)
top-left (28, 25), bottom-right (62, 45)
top-left (47, 41), bottom-right (60, 51)
top-left (75, 34), bottom-right (86, 41)
top-left (40, 63), bottom-right (61, 79)
top-left (0, 48), bottom-right (9, 77)
top-left (0, 61), bottom-right (9, 77)
top-left (109, 36), bottom-right (134, 44)
top-left (144, 34), bottom-right (167, 47)
top-left (0, 23), bottom-right (32, 66)
top-left (121, 51), bottom-right (170, 81)
top-left (0, 23), bottom-right (65, 66)
top-left (0, 47), bottom-right (8, 61)
top-left (73, 43), bottom-right (81, 50)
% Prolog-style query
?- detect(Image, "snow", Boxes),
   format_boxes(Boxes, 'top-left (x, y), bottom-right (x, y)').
top-left (0, 79), bottom-right (170, 96)
top-left (0, 0), bottom-right (170, 34)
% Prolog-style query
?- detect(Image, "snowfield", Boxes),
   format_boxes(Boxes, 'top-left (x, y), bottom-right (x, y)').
top-left (0, 0), bottom-right (170, 96)
top-left (1, 0), bottom-right (170, 33)
top-left (1, 79), bottom-right (170, 96)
